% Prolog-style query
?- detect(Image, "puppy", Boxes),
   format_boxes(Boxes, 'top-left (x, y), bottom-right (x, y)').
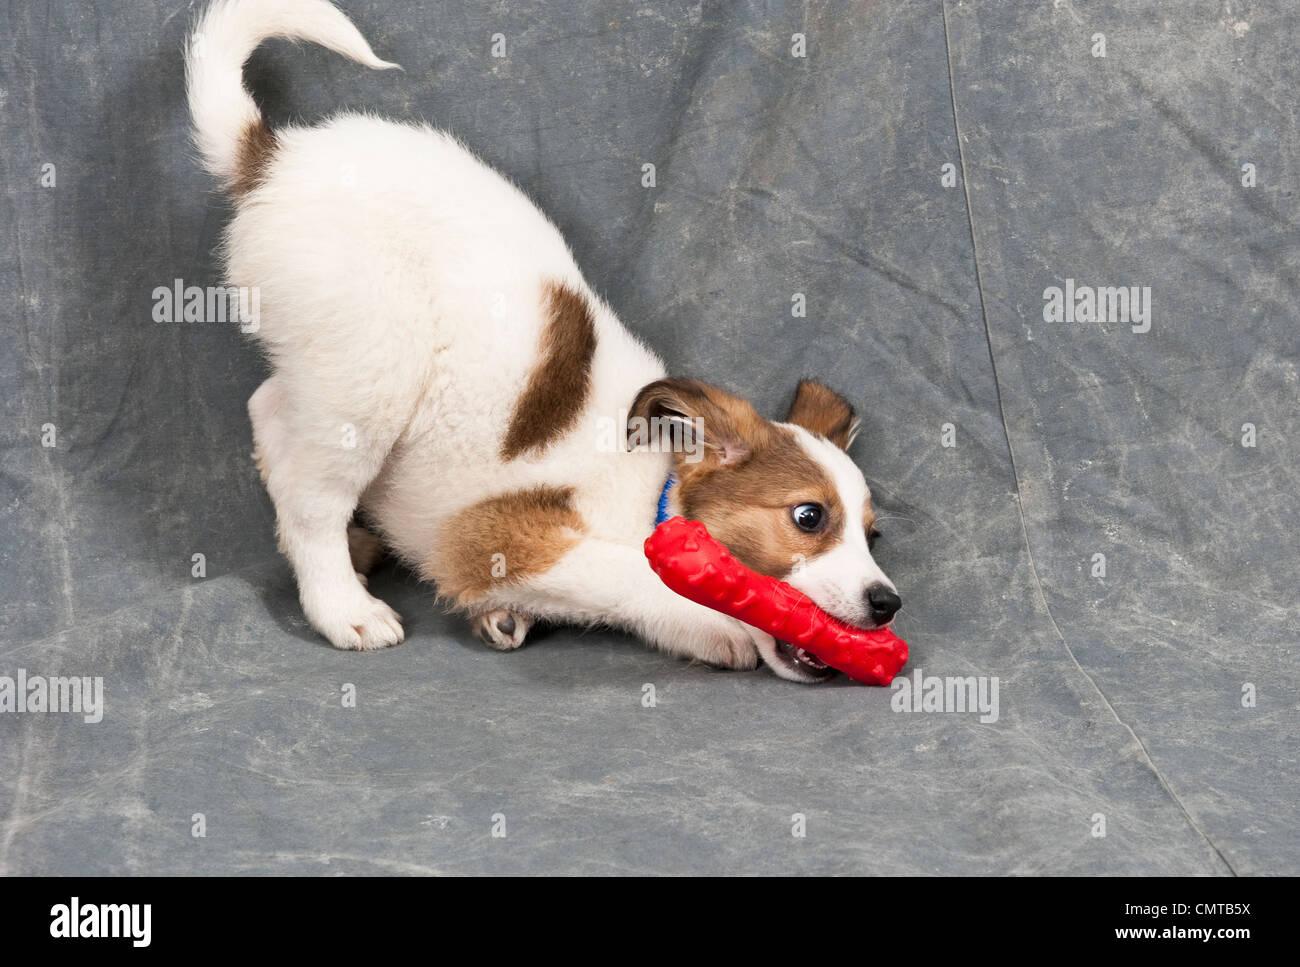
top-left (186, 0), bottom-right (901, 682)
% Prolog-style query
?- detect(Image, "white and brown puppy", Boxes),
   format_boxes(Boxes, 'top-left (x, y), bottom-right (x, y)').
top-left (187, 0), bottom-right (901, 682)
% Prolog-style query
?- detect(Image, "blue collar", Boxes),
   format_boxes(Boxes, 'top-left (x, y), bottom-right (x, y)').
top-left (655, 473), bottom-right (678, 526)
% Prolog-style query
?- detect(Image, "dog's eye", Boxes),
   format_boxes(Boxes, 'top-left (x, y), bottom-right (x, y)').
top-left (791, 503), bottom-right (824, 532)
top-left (867, 528), bottom-right (881, 550)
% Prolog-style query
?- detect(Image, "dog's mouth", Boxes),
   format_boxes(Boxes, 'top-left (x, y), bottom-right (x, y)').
top-left (768, 639), bottom-right (838, 682)
top-left (763, 613), bottom-right (895, 683)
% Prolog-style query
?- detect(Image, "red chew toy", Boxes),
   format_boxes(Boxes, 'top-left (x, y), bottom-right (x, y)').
top-left (644, 516), bottom-right (908, 685)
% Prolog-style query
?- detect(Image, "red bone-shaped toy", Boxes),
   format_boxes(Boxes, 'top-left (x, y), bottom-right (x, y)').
top-left (644, 516), bottom-right (908, 685)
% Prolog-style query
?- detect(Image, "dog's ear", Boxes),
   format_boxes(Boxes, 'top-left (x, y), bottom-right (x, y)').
top-left (785, 380), bottom-right (859, 450)
top-left (627, 378), bottom-right (766, 469)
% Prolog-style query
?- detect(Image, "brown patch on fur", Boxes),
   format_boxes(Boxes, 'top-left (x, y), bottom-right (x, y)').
top-left (630, 378), bottom-right (842, 578)
top-left (785, 380), bottom-right (858, 450)
top-left (500, 281), bottom-right (598, 460)
top-left (422, 486), bottom-right (585, 606)
top-left (230, 118), bottom-right (279, 200)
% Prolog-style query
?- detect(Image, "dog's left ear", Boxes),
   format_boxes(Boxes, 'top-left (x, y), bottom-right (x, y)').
top-left (785, 380), bottom-right (860, 450)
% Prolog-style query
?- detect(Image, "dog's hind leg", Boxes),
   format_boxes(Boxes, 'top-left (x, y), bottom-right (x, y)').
top-left (249, 377), bottom-right (289, 488)
top-left (250, 375), bottom-right (405, 650)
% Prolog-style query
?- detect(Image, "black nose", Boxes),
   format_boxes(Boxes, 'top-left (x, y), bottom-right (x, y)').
top-left (866, 584), bottom-right (901, 622)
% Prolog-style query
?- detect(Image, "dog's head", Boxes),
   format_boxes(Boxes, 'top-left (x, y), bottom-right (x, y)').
top-left (629, 377), bottom-right (900, 682)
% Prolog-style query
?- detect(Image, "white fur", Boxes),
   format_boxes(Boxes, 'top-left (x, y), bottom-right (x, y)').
top-left (188, 0), bottom-right (891, 681)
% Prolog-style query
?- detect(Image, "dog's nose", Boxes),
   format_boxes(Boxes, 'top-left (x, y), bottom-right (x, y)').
top-left (865, 584), bottom-right (901, 623)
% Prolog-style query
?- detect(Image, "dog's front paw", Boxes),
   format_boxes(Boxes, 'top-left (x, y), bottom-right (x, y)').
top-left (471, 610), bottom-right (532, 651)
top-left (304, 586), bottom-right (405, 651)
top-left (687, 617), bottom-right (764, 671)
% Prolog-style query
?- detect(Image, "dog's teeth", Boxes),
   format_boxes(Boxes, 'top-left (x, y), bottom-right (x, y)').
top-left (793, 646), bottom-right (827, 670)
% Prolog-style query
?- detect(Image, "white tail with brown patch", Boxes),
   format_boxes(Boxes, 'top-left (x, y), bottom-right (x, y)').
top-left (185, 0), bottom-right (398, 187)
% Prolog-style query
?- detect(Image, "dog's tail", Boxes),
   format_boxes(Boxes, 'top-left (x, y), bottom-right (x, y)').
top-left (185, 0), bottom-right (398, 193)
